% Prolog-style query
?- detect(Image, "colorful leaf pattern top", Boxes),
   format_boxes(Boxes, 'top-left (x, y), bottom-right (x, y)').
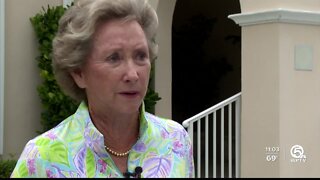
top-left (11, 102), bottom-right (194, 178)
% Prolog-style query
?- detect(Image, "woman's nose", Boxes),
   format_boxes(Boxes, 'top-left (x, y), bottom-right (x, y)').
top-left (123, 62), bottom-right (139, 83)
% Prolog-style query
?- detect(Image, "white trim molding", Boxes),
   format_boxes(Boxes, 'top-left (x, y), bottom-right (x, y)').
top-left (229, 9), bottom-right (320, 27)
top-left (0, 0), bottom-right (5, 155)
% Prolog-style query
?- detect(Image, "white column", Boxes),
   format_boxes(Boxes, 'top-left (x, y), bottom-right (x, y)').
top-left (154, 0), bottom-right (176, 119)
top-left (229, 1), bottom-right (320, 177)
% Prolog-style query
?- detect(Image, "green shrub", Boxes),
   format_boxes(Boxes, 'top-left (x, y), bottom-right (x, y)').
top-left (0, 159), bottom-right (17, 178)
top-left (30, 5), bottom-right (78, 133)
top-left (30, 5), bottom-right (161, 132)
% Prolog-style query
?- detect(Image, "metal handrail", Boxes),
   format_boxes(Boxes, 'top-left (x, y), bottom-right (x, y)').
top-left (182, 92), bottom-right (242, 128)
top-left (181, 92), bottom-right (241, 178)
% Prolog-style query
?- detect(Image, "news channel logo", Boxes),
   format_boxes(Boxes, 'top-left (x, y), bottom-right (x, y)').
top-left (265, 145), bottom-right (307, 163)
top-left (290, 145), bottom-right (306, 163)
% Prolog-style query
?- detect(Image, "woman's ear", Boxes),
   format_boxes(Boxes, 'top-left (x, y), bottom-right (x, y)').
top-left (70, 68), bottom-right (87, 89)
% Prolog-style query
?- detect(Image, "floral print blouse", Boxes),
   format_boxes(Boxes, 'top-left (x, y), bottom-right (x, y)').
top-left (11, 102), bottom-right (194, 178)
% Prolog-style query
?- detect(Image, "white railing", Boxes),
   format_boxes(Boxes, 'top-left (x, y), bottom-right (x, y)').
top-left (182, 93), bottom-right (241, 178)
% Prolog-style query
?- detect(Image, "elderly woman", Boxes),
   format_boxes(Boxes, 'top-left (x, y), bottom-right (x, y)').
top-left (11, 0), bottom-right (194, 178)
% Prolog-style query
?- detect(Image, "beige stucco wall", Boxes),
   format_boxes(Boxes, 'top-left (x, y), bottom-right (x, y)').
top-left (240, 0), bottom-right (320, 178)
top-left (278, 23), bottom-right (320, 177)
top-left (3, 0), bottom-right (63, 159)
top-left (240, 0), bottom-right (320, 13)
top-left (241, 23), bottom-right (280, 177)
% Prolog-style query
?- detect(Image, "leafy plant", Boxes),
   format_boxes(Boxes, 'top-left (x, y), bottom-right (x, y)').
top-left (30, 5), bottom-right (161, 132)
top-left (30, 5), bottom-right (78, 133)
top-left (144, 61), bottom-right (161, 113)
top-left (0, 158), bottom-right (17, 178)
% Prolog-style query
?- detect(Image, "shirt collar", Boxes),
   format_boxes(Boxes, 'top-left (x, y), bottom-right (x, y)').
top-left (75, 101), bottom-right (149, 152)
top-left (138, 101), bottom-right (149, 138)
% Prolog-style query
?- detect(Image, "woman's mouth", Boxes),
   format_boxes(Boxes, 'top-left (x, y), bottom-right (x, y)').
top-left (119, 91), bottom-right (140, 98)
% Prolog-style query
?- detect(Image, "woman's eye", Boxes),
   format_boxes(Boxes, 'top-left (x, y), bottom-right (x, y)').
top-left (135, 51), bottom-right (148, 61)
top-left (106, 53), bottom-right (120, 63)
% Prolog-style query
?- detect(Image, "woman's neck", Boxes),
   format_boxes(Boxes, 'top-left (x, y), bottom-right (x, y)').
top-left (88, 103), bottom-right (141, 174)
top-left (88, 104), bottom-right (140, 150)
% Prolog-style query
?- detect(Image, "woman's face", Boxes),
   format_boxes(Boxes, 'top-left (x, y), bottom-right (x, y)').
top-left (72, 19), bottom-right (151, 115)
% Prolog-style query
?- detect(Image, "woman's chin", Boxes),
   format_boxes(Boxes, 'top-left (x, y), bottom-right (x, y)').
top-left (116, 101), bottom-right (142, 114)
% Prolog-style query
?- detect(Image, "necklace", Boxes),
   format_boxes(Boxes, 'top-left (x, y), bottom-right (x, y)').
top-left (104, 145), bottom-right (131, 157)
top-left (104, 135), bottom-right (140, 157)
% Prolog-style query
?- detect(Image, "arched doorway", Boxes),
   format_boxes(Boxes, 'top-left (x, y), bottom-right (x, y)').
top-left (172, 0), bottom-right (241, 124)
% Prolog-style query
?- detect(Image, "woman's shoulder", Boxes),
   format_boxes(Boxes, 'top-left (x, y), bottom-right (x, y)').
top-left (26, 113), bottom-right (80, 148)
top-left (11, 115), bottom-right (79, 177)
top-left (16, 113), bottom-right (82, 164)
top-left (144, 112), bottom-right (186, 132)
